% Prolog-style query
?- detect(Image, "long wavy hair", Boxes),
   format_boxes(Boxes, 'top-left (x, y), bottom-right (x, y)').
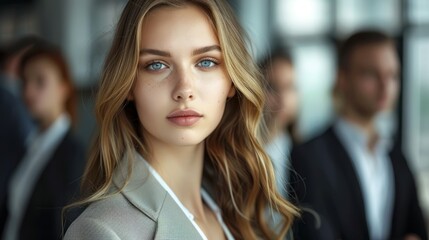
top-left (67, 0), bottom-right (298, 239)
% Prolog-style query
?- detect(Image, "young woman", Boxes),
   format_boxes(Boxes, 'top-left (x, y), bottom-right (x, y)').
top-left (2, 44), bottom-right (85, 240)
top-left (64, 0), bottom-right (298, 239)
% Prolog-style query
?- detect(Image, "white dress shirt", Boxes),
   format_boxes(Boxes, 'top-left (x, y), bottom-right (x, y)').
top-left (334, 117), bottom-right (395, 240)
top-left (141, 159), bottom-right (235, 240)
top-left (265, 132), bottom-right (292, 198)
top-left (3, 114), bottom-right (71, 240)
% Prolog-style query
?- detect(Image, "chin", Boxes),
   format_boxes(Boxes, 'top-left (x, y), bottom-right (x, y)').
top-left (165, 134), bottom-right (207, 147)
top-left (375, 103), bottom-right (393, 113)
top-left (170, 140), bottom-right (205, 147)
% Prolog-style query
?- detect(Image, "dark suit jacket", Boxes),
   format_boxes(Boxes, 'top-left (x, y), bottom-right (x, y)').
top-left (0, 85), bottom-right (34, 203)
top-left (0, 130), bottom-right (85, 240)
top-left (289, 126), bottom-right (428, 240)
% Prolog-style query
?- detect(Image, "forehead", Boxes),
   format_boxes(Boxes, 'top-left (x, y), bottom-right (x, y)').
top-left (348, 43), bottom-right (398, 68)
top-left (24, 56), bottom-right (56, 72)
top-left (139, 4), bottom-right (219, 50)
top-left (349, 42), bottom-right (397, 60)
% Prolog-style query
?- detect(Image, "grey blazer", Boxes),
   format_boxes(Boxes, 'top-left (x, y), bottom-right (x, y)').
top-left (64, 152), bottom-right (205, 240)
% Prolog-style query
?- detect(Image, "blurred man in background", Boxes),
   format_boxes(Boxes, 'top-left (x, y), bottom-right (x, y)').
top-left (289, 30), bottom-right (427, 240)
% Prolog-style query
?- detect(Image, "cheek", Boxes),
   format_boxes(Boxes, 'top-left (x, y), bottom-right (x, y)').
top-left (134, 83), bottom-right (161, 113)
top-left (132, 80), bottom-right (171, 128)
top-left (31, 86), bottom-right (48, 104)
top-left (285, 93), bottom-right (298, 111)
top-left (349, 78), bottom-right (376, 101)
top-left (360, 79), bottom-right (377, 93)
top-left (266, 93), bottom-right (279, 110)
top-left (199, 79), bottom-right (230, 107)
top-left (25, 86), bottom-right (50, 116)
top-left (388, 80), bottom-right (399, 98)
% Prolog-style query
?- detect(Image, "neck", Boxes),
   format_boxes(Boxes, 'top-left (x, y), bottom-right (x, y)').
top-left (39, 111), bottom-right (63, 131)
top-left (146, 138), bottom-right (206, 219)
top-left (341, 109), bottom-right (380, 152)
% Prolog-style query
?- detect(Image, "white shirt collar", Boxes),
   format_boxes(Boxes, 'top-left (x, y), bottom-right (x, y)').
top-left (335, 117), bottom-right (392, 153)
top-left (140, 157), bottom-right (235, 240)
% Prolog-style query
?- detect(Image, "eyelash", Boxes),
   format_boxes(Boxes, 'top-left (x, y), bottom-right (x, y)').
top-left (142, 58), bottom-right (219, 72)
top-left (144, 61), bottom-right (168, 71)
top-left (197, 58), bottom-right (219, 69)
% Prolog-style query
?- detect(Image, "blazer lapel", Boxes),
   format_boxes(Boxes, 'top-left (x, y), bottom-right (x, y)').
top-left (388, 147), bottom-right (404, 238)
top-left (324, 128), bottom-right (370, 239)
top-left (155, 195), bottom-right (204, 239)
top-left (113, 151), bottom-right (203, 239)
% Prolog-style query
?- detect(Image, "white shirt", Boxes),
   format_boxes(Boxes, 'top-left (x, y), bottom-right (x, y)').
top-left (141, 160), bottom-right (235, 240)
top-left (3, 114), bottom-right (71, 240)
top-left (265, 132), bottom-right (292, 197)
top-left (334, 118), bottom-right (394, 240)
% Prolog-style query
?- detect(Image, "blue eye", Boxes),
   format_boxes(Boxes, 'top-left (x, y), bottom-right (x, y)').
top-left (197, 59), bottom-right (217, 68)
top-left (146, 62), bottom-right (167, 71)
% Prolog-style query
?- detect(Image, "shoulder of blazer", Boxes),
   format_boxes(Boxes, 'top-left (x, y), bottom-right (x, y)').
top-left (66, 150), bottom-right (204, 239)
top-left (65, 152), bottom-right (168, 239)
top-left (112, 151), bottom-right (168, 221)
top-left (290, 126), bottom-right (334, 167)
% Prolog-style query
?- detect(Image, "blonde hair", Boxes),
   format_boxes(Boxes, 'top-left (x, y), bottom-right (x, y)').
top-left (67, 0), bottom-right (298, 239)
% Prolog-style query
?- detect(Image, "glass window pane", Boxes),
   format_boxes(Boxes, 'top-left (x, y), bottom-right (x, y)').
top-left (275, 0), bottom-right (330, 36)
top-left (403, 31), bottom-right (429, 220)
top-left (290, 41), bottom-right (336, 140)
top-left (336, 0), bottom-right (401, 36)
top-left (409, 0), bottom-right (429, 24)
top-left (404, 31), bottom-right (429, 169)
top-left (89, 1), bottom-right (126, 84)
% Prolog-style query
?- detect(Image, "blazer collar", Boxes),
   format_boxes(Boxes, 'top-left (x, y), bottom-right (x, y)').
top-left (112, 150), bottom-right (204, 239)
top-left (325, 127), bottom-right (370, 238)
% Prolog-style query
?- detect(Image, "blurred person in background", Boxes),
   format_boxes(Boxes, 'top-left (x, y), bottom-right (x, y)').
top-left (260, 47), bottom-right (300, 198)
top-left (0, 37), bottom-right (38, 223)
top-left (1, 44), bottom-right (85, 240)
top-left (289, 30), bottom-right (427, 240)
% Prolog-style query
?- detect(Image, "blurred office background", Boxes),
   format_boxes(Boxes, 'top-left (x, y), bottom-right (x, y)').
top-left (0, 0), bottom-right (428, 229)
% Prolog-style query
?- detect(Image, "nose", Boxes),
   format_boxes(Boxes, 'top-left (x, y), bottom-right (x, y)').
top-left (172, 68), bottom-right (194, 101)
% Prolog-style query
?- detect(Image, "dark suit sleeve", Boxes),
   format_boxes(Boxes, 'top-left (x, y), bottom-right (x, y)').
top-left (57, 134), bottom-right (87, 234)
top-left (407, 176), bottom-right (428, 240)
top-left (288, 145), bottom-right (336, 240)
top-left (20, 132), bottom-right (86, 240)
top-left (401, 153), bottom-right (428, 240)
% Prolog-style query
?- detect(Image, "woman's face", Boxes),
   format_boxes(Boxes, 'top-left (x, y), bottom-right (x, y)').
top-left (131, 5), bottom-right (235, 147)
top-left (22, 56), bottom-right (68, 123)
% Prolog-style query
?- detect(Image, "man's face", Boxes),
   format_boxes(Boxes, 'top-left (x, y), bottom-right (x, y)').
top-left (340, 43), bottom-right (400, 118)
top-left (266, 59), bottom-right (298, 128)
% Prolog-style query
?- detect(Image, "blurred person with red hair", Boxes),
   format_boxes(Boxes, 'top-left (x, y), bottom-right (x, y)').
top-left (0, 37), bottom-right (39, 208)
top-left (1, 43), bottom-right (85, 240)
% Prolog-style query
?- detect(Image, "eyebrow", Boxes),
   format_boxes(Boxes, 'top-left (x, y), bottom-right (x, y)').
top-left (192, 45), bottom-right (221, 55)
top-left (139, 45), bottom-right (221, 57)
top-left (140, 49), bottom-right (171, 57)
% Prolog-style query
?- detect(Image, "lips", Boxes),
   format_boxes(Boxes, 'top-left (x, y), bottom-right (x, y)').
top-left (166, 109), bottom-right (203, 126)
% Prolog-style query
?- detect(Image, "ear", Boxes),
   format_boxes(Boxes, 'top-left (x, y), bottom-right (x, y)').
top-left (127, 91), bottom-right (134, 101)
top-left (227, 83), bottom-right (236, 98)
top-left (336, 70), bottom-right (347, 93)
